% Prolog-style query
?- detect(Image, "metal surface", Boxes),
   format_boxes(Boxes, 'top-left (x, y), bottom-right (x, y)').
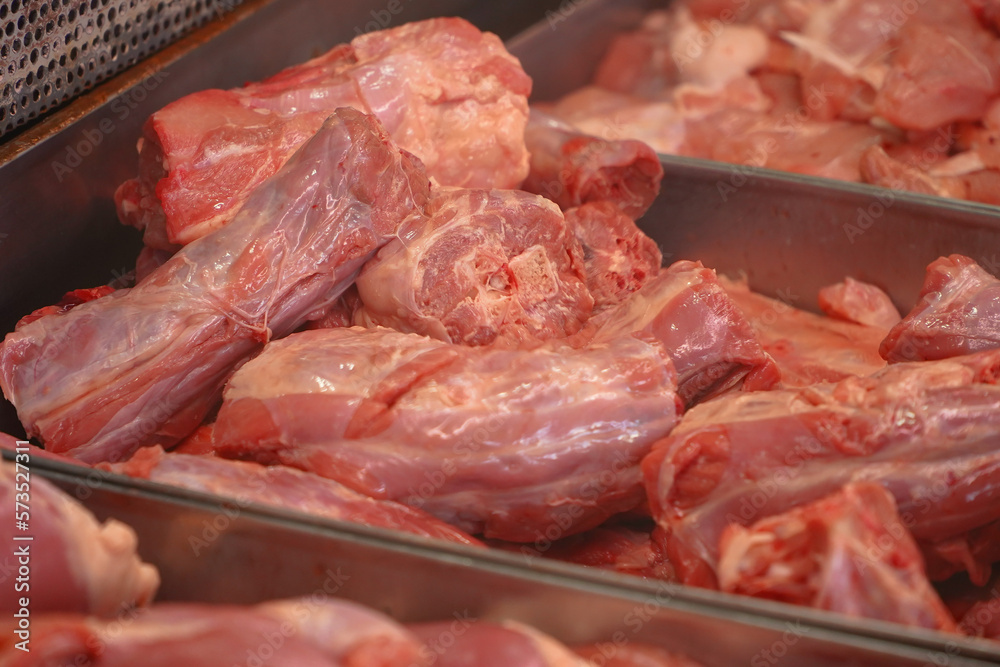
top-left (23, 455), bottom-right (1000, 667)
top-left (0, 0), bottom-right (248, 139)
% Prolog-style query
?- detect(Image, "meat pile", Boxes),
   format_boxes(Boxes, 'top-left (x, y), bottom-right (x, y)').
top-left (543, 0), bottom-right (1000, 206)
top-left (4, 13), bottom-right (1000, 648)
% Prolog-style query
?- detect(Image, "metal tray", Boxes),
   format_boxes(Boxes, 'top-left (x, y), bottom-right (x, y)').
top-left (2, 0), bottom-right (1000, 664)
top-left (20, 454), bottom-right (1000, 667)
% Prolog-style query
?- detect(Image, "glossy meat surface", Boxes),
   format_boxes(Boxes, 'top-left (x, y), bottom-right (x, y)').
top-left (213, 327), bottom-right (682, 541)
top-left (643, 349), bottom-right (1000, 587)
top-left (354, 188), bottom-right (593, 347)
top-left (817, 277), bottom-right (901, 330)
top-left (581, 262), bottom-right (779, 405)
top-left (522, 110), bottom-right (664, 219)
top-left (718, 483), bottom-right (956, 631)
top-left (0, 109), bottom-right (428, 463)
top-left (881, 254), bottom-right (1000, 362)
top-left (116, 18), bottom-right (529, 247)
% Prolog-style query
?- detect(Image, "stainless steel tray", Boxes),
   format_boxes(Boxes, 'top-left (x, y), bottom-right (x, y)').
top-left (22, 454), bottom-right (1000, 667)
top-left (3, 1), bottom-right (1000, 663)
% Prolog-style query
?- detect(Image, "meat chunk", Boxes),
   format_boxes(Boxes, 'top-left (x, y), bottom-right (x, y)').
top-left (0, 598), bottom-right (425, 666)
top-left (213, 327), bottom-right (683, 542)
top-left (881, 254), bottom-right (1000, 362)
top-left (103, 446), bottom-right (482, 546)
top-left (564, 201), bottom-right (663, 311)
top-left (0, 458), bottom-right (159, 616)
top-left (721, 276), bottom-right (887, 386)
top-left (116, 18), bottom-right (529, 247)
top-left (718, 483), bottom-right (956, 631)
top-left (817, 277), bottom-right (901, 330)
top-left (409, 621), bottom-right (587, 667)
top-left (354, 188), bottom-right (593, 347)
top-left (579, 262), bottom-right (779, 406)
top-left (642, 349), bottom-right (1000, 588)
top-left (522, 110), bottom-right (664, 219)
top-left (0, 109), bottom-right (429, 463)
top-left (573, 643), bottom-right (705, 667)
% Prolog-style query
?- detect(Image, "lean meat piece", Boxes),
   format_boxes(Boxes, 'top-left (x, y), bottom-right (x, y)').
top-left (213, 327), bottom-right (683, 542)
top-left (353, 188), bottom-right (593, 347)
top-left (0, 459), bottom-right (159, 616)
top-left (564, 201), bottom-right (663, 312)
top-left (0, 598), bottom-right (425, 666)
top-left (573, 643), bottom-right (704, 667)
top-left (410, 620), bottom-right (586, 667)
top-left (642, 349), bottom-right (1000, 588)
top-left (0, 109), bottom-right (429, 464)
top-left (881, 255), bottom-right (1000, 363)
top-left (116, 17), bottom-right (530, 247)
top-left (578, 261), bottom-right (779, 406)
top-left (817, 277), bottom-right (901, 330)
top-left (102, 446), bottom-right (481, 547)
top-left (522, 110), bottom-right (664, 218)
top-left (718, 483), bottom-right (956, 631)
top-left (721, 276), bottom-right (887, 386)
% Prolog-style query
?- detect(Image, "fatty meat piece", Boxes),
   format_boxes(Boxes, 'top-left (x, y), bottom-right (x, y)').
top-left (0, 108), bottom-right (429, 463)
top-left (642, 348), bottom-right (1000, 588)
top-left (212, 327), bottom-right (683, 542)
top-left (522, 110), bottom-right (664, 219)
top-left (817, 277), bottom-right (901, 330)
top-left (0, 456), bottom-right (159, 617)
top-left (881, 254), bottom-right (1000, 362)
top-left (102, 446), bottom-right (482, 547)
top-left (353, 188), bottom-right (594, 347)
top-left (116, 17), bottom-right (530, 247)
top-left (718, 483), bottom-right (956, 631)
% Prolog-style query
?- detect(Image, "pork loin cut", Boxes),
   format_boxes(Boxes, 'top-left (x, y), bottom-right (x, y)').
top-left (0, 109), bottom-right (428, 463)
top-left (213, 327), bottom-right (683, 542)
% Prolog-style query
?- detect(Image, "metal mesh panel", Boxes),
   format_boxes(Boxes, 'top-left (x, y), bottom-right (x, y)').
top-left (0, 0), bottom-right (243, 139)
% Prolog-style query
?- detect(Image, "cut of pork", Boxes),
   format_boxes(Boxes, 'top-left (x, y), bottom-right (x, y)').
top-left (0, 109), bottom-right (429, 463)
top-left (213, 327), bottom-right (683, 542)
top-left (116, 18), bottom-right (530, 248)
top-left (354, 188), bottom-right (593, 347)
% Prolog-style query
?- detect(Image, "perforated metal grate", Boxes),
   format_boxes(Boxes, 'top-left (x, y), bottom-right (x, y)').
top-left (1, 0), bottom-right (244, 140)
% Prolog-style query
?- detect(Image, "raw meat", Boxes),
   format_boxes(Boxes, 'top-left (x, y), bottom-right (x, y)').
top-left (522, 110), bottom-right (664, 218)
top-left (718, 483), bottom-right (956, 631)
top-left (721, 276), bottom-right (887, 386)
top-left (353, 188), bottom-right (593, 347)
top-left (0, 108), bottom-right (429, 463)
top-left (410, 620), bottom-right (587, 667)
top-left (573, 643), bottom-right (704, 667)
top-left (578, 261), bottom-right (779, 406)
top-left (642, 349), bottom-right (1000, 588)
top-left (116, 18), bottom-right (530, 247)
top-left (0, 458), bottom-right (159, 616)
top-left (508, 522), bottom-right (675, 581)
top-left (102, 446), bottom-right (482, 547)
top-left (212, 326), bottom-right (683, 542)
top-left (881, 254), bottom-right (1000, 362)
top-left (0, 598), bottom-right (425, 666)
top-left (817, 277), bottom-right (901, 330)
top-left (15, 286), bottom-right (117, 329)
top-left (564, 201), bottom-right (663, 312)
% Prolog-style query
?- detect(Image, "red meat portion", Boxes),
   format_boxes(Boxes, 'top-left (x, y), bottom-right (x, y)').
top-left (212, 327), bottom-right (682, 542)
top-left (0, 109), bottom-right (429, 463)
